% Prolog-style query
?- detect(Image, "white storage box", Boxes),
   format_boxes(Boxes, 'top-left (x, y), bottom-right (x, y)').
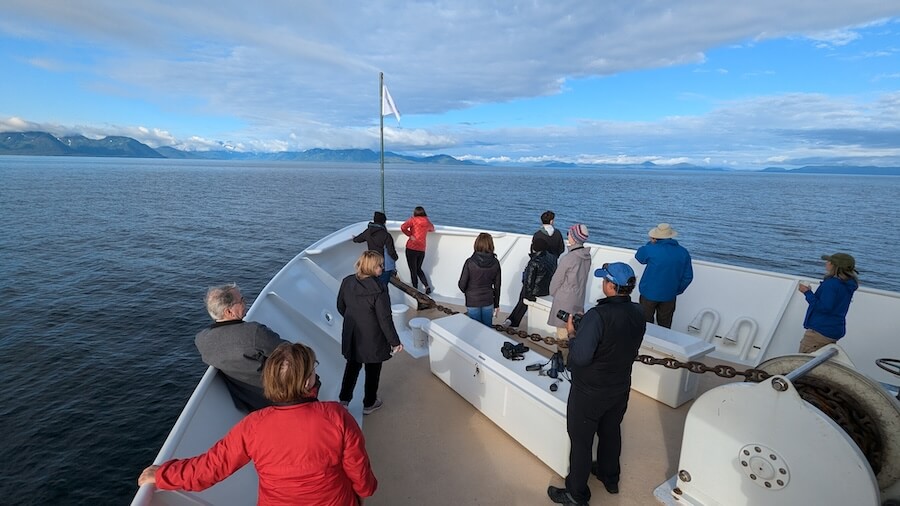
top-left (523, 295), bottom-right (559, 351)
top-left (633, 323), bottom-right (716, 408)
top-left (427, 314), bottom-right (571, 476)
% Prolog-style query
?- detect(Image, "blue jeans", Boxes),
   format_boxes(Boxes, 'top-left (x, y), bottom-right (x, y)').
top-left (378, 269), bottom-right (396, 288)
top-left (466, 306), bottom-right (494, 326)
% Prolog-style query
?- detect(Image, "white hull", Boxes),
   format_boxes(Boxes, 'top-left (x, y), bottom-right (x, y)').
top-left (133, 221), bottom-right (900, 505)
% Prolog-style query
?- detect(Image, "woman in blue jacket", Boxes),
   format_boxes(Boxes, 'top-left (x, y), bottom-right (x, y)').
top-left (798, 252), bottom-right (859, 353)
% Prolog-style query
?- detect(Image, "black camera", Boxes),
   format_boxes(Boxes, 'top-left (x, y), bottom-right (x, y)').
top-left (556, 309), bottom-right (583, 329)
top-left (501, 342), bottom-right (529, 360)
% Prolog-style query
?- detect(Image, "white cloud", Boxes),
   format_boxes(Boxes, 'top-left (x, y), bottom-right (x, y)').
top-left (2, 1), bottom-right (900, 167)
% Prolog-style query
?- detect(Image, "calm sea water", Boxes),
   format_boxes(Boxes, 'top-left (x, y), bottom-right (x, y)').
top-left (1, 156), bottom-right (898, 503)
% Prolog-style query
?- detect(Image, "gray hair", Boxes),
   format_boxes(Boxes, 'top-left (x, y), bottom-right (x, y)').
top-left (205, 283), bottom-right (241, 320)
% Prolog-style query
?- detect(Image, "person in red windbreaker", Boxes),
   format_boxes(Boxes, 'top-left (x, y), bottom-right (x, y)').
top-left (138, 342), bottom-right (377, 506)
top-left (401, 206), bottom-right (435, 294)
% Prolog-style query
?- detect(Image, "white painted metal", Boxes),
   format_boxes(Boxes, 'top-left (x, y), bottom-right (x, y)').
top-left (659, 375), bottom-right (881, 505)
top-left (524, 296), bottom-right (559, 351)
top-left (428, 313), bottom-right (572, 475)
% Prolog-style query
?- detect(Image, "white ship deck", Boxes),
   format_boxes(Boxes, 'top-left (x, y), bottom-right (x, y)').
top-left (132, 221), bottom-right (899, 505)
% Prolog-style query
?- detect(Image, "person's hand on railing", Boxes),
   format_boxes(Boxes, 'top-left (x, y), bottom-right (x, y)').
top-left (137, 465), bottom-right (159, 487)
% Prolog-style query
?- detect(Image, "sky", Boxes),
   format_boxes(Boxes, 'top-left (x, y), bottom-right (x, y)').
top-left (1, 1), bottom-right (899, 169)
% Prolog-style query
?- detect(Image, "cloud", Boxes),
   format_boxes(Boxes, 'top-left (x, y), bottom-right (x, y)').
top-left (2, 1), bottom-right (900, 167)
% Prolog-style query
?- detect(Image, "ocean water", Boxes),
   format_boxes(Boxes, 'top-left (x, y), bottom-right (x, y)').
top-left (1, 156), bottom-right (898, 503)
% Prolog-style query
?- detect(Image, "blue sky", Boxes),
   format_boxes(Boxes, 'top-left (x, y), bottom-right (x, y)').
top-left (1, 1), bottom-right (899, 169)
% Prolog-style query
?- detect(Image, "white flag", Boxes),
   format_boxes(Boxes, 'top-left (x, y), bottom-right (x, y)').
top-left (382, 84), bottom-right (401, 123)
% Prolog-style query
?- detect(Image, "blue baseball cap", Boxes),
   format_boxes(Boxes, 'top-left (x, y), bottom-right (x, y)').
top-left (594, 262), bottom-right (636, 287)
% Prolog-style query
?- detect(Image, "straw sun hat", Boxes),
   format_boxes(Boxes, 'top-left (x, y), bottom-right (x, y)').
top-left (648, 223), bottom-right (678, 239)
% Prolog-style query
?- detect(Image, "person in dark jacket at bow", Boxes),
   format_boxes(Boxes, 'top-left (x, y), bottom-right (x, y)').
top-left (532, 210), bottom-right (566, 259)
top-left (504, 239), bottom-right (557, 328)
top-left (337, 250), bottom-right (404, 415)
top-left (352, 211), bottom-right (399, 288)
top-left (548, 263), bottom-right (646, 506)
top-left (798, 252), bottom-right (859, 353)
top-left (458, 233), bottom-right (502, 326)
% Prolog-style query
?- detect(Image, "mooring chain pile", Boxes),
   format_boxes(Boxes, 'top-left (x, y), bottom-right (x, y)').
top-left (793, 379), bottom-right (883, 474)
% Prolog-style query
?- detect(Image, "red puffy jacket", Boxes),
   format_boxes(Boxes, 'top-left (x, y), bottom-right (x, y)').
top-left (401, 216), bottom-right (434, 251)
top-left (155, 400), bottom-right (377, 505)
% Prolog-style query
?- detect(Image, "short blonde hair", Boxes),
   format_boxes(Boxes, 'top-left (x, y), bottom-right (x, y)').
top-left (355, 250), bottom-right (384, 279)
top-left (263, 343), bottom-right (317, 403)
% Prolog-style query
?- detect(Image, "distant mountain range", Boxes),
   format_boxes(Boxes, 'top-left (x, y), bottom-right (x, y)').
top-left (2, 131), bottom-right (899, 174)
top-left (0, 131), bottom-right (474, 165)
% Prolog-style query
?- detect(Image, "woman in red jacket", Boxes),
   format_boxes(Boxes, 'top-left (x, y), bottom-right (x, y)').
top-left (137, 343), bottom-right (378, 505)
top-left (401, 206), bottom-right (435, 294)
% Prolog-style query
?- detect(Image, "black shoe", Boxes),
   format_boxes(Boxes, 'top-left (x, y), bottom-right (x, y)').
top-left (547, 486), bottom-right (587, 505)
top-left (425, 286), bottom-right (432, 295)
top-left (591, 462), bottom-right (619, 494)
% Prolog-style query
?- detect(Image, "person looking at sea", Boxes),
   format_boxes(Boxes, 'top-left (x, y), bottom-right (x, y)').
top-left (798, 252), bottom-right (859, 353)
top-left (195, 283), bottom-right (288, 412)
top-left (337, 250), bottom-right (403, 414)
top-left (504, 237), bottom-right (557, 328)
top-left (532, 210), bottom-right (566, 259)
top-left (352, 211), bottom-right (399, 288)
top-left (458, 232), bottom-right (502, 326)
top-left (138, 342), bottom-right (378, 505)
top-left (401, 206), bottom-right (435, 294)
top-left (547, 224), bottom-right (592, 361)
top-left (634, 223), bottom-right (693, 328)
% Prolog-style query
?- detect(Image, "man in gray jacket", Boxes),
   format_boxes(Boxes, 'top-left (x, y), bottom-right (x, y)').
top-left (195, 283), bottom-right (287, 412)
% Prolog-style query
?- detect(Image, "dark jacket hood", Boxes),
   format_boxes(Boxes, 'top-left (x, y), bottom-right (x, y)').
top-left (472, 251), bottom-right (499, 268)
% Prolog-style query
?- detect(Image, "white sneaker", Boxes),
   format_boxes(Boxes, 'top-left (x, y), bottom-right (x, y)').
top-left (503, 319), bottom-right (512, 327)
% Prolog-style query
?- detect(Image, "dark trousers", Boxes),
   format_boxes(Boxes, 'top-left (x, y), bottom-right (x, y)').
top-left (507, 286), bottom-right (530, 327)
top-left (639, 295), bottom-right (676, 328)
top-left (565, 388), bottom-right (630, 502)
top-left (339, 359), bottom-right (383, 408)
top-left (405, 249), bottom-right (429, 289)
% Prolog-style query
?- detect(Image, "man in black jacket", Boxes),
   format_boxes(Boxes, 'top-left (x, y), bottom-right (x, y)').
top-left (352, 211), bottom-right (399, 287)
top-left (504, 239), bottom-right (557, 328)
top-left (532, 210), bottom-right (566, 259)
top-left (548, 263), bottom-right (646, 506)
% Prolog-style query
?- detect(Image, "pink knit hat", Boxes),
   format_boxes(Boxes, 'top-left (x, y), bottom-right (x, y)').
top-left (569, 224), bottom-right (589, 244)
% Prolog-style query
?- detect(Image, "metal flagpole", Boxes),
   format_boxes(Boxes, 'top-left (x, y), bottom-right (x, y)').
top-left (379, 72), bottom-right (385, 213)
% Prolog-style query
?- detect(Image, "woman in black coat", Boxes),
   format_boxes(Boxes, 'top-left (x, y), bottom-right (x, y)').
top-left (458, 233), bottom-right (502, 326)
top-left (337, 250), bottom-right (404, 415)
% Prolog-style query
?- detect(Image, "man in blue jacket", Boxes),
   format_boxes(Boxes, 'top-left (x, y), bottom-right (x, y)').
top-left (634, 223), bottom-right (693, 328)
